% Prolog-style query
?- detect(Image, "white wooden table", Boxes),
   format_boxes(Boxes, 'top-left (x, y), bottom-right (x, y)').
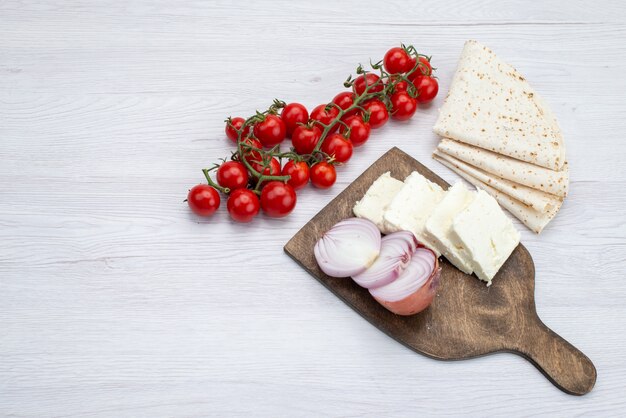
top-left (2, 1), bottom-right (626, 416)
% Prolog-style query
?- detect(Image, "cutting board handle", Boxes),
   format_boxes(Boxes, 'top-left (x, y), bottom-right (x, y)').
top-left (515, 316), bottom-right (596, 395)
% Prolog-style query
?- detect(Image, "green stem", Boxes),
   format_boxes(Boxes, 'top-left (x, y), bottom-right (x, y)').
top-left (274, 150), bottom-right (302, 160)
top-left (234, 132), bottom-right (292, 188)
top-left (203, 168), bottom-right (229, 194)
top-left (309, 73), bottom-right (395, 158)
top-left (252, 173), bottom-right (292, 192)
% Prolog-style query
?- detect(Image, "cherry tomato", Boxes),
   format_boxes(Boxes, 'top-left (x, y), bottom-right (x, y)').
top-left (310, 162), bottom-right (336, 189)
top-left (250, 157), bottom-right (281, 177)
top-left (353, 73), bottom-right (384, 95)
top-left (240, 137), bottom-right (263, 165)
top-left (407, 56), bottom-right (417, 72)
top-left (227, 189), bottom-right (260, 223)
top-left (291, 125), bottom-right (322, 155)
top-left (281, 160), bottom-right (310, 190)
top-left (310, 104), bottom-right (339, 133)
top-left (187, 184), bottom-right (220, 217)
top-left (332, 92), bottom-right (357, 118)
top-left (362, 99), bottom-right (389, 129)
top-left (281, 103), bottom-right (308, 137)
top-left (413, 76), bottom-right (439, 103)
top-left (321, 133), bottom-right (353, 163)
top-left (383, 47), bottom-right (414, 74)
top-left (225, 117), bottom-right (249, 143)
top-left (216, 161), bottom-right (249, 190)
top-left (260, 181), bottom-right (297, 218)
top-left (250, 157), bottom-right (280, 189)
top-left (340, 115), bottom-right (371, 147)
top-left (390, 91), bottom-right (418, 121)
top-left (253, 114), bottom-right (286, 148)
top-left (408, 57), bottom-right (433, 80)
top-left (387, 75), bottom-right (410, 93)
top-left (419, 56), bottom-right (433, 76)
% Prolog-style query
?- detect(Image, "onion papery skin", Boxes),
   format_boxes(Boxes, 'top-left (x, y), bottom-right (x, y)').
top-left (370, 247), bottom-right (441, 316)
top-left (352, 231), bottom-right (419, 289)
top-left (314, 218), bottom-right (382, 278)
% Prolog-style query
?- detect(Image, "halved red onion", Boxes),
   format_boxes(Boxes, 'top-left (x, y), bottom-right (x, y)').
top-left (314, 218), bottom-right (382, 278)
top-left (370, 247), bottom-right (441, 316)
top-left (352, 231), bottom-right (419, 289)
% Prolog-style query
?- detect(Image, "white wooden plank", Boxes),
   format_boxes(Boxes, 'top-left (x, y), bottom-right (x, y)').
top-left (2, 0), bottom-right (626, 416)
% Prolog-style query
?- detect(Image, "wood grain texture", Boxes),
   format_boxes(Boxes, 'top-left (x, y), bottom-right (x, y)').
top-left (1, 0), bottom-right (626, 416)
top-left (285, 148), bottom-right (596, 395)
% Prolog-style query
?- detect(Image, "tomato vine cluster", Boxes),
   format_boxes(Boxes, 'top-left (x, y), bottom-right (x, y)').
top-left (187, 45), bottom-right (439, 222)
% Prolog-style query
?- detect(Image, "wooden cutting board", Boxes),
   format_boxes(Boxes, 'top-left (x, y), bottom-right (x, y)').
top-left (284, 147), bottom-right (596, 396)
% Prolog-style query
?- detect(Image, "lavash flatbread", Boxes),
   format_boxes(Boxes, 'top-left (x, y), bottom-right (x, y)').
top-left (433, 150), bottom-right (563, 213)
top-left (433, 155), bottom-right (560, 234)
top-left (433, 40), bottom-right (566, 171)
top-left (437, 138), bottom-right (569, 197)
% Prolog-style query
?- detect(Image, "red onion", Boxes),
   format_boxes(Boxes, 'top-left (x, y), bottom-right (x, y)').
top-left (370, 247), bottom-right (440, 316)
top-left (314, 218), bottom-right (382, 277)
top-left (352, 231), bottom-right (419, 289)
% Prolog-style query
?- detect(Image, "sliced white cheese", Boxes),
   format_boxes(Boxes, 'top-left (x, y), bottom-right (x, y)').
top-left (424, 182), bottom-right (476, 274)
top-left (353, 172), bottom-right (404, 234)
top-left (450, 189), bottom-right (520, 285)
top-left (383, 171), bottom-right (445, 255)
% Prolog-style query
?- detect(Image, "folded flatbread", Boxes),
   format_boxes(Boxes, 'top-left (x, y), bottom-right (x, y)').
top-left (433, 150), bottom-right (563, 214)
top-left (437, 138), bottom-right (569, 198)
top-left (433, 155), bottom-right (561, 234)
top-left (433, 40), bottom-right (566, 171)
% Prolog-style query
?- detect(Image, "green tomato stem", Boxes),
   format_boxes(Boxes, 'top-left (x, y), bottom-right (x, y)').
top-left (202, 168), bottom-right (229, 194)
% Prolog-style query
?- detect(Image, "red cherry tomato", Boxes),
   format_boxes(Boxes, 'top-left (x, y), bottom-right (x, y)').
top-left (340, 115), bottom-right (371, 147)
top-left (281, 103), bottom-right (308, 137)
top-left (310, 104), bottom-right (339, 133)
top-left (281, 160), bottom-right (310, 190)
top-left (321, 133), bottom-right (353, 164)
top-left (332, 92), bottom-right (357, 118)
top-left (291, 125), bottom-right (322, 155)
top-left (413, 76), bottom-right (439, 103)
top-left (390, 91), bottom-right (418, 121)
top-left (250, 157), bottom-right (281, 189)
top-left (227, 189), bottom-right (260, 222)
top-left (387, 75), bottom-right (410, 93)
top-left (353, 73), bottom-right (384, 96)
top-left (362, 99), bottom-right (389, 129)
top-left (187, 184), bottom-right (220, 217)
top-left (250, 157), bottom-right (281, 177)
top-left (253, 114), bottom-right (286, 147)
top-left (225, 117), bottom-right (249, 143)
top-left (240, 137), bottom-right (263, 165)
top-left (408, 57), bottom-right (433, 80)
top-left (216, 161), bottom-right (249, 190)
top-left (407, 56), bottom-right (417, 72)
top-left (383, 47), bottom-right (414, 74)
top-left (310, 162), bottom-right (336, 189)
top-left (260, 181), bottom-right (297, 218)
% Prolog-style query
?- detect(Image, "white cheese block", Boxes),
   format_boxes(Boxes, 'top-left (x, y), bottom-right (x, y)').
top-left (424, 182), bottom-right (476, 274)
top-left (450, 189), bottom-right (520, 285)
top-left (353, 172), bottom-right (404, 234)
top-left (383, 171), bottom-right (446, 255)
